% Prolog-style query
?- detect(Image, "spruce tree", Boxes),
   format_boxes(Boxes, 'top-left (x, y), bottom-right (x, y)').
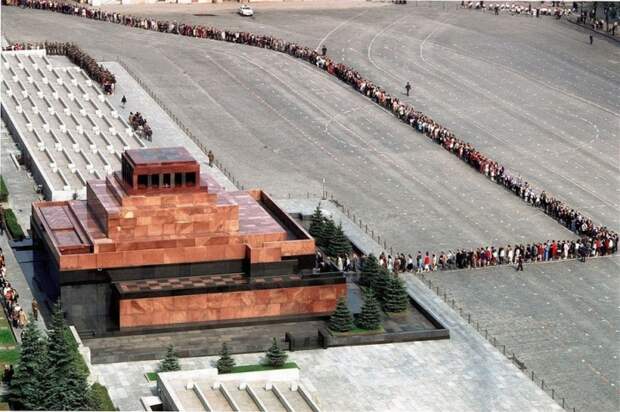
top-left (328, 297), bottom-right (353, 332)
top-left (318, 217), bottom-right (336, 252)
top-left (159, 345), bottom-right (181, 372)
top-left (308, 204), bottom-right (324, 244)
top-left (355, 290), bottom-right (382, 331)
top-left (44, 301), bottom-right (91, 411)
top-left (382, 276), bottom-right (409, 313)
top-left (264, 338), bottom-right (288, 368)
top-left (216, 343), bottom-right (235, 374)
top-left (359, 254), bottom-right (381, 288)
top-left (327, 222), bottom-right (352, 258)
top-left (373, 267), bottom-right (391, 304)
top-left (10, 317), bottom-right (48, 410)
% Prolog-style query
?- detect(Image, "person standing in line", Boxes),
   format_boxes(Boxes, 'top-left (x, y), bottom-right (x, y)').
top-left (31, 299), bottom-right (39, 321)
top-left (207, 150), bottom-right (215, 167)
top-left (516, 255), bottom-right (524, 271)
top-left (321, 45), bottom-right (327, 56)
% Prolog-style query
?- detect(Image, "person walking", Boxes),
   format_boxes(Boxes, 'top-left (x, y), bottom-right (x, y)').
top-left (405, 81), bottom-right (412, 96)
top-left (207, 150), bottom-right (214, 167)
top-left (589, 34), bottom-right (593, 44)
top-left (516, 255), bottom-right (524, 271)
top-left (121, 95), bottom-right (127, 108)
top-left (31, 299), bottom-right (39, 321)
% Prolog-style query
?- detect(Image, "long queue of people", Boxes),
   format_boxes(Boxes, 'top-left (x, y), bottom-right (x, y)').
top-left (376, 234), bottom-right (618, 274)
top-left (7, 0), bottom-right (617, 264)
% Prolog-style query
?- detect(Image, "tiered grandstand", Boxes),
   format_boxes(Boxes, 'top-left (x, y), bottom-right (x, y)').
top-left (1, 49), bottom-right (146, 201)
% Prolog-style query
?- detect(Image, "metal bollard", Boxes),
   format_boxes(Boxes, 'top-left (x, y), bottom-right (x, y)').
top-left (531, 371), bottom-right (535, 381)
top-left (562, 398), bottom-right (565, 408)
top-left (485, 329), bottom-right (488, 339)
top-left (467, 314), bottom-right (471, 323)
top-left (551, 389), bottom-right (554, 399)
top-left (541, 380), bottom-right (544, 390)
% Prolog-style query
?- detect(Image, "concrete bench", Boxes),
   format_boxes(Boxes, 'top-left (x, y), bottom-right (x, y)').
top-left (83, 132), bottom-right (97, 149)
top-left (44, 147), bottom-right (57, 170)
top-left (21, 111), bottom-right (33, 131)
top-left (33, 81), bottom-right (44, 98)
top-left (75, 169), bottom-right (88, 186)
top-left (66, 130), bottom-right (80, 152)
top-left (56, 168), bottom-right (72, 191)
top-left (11, 94), bottom-right (22, 113)
top-left (23, 67), bottom-right (34, 84)
top-left (49, 129), bottom-right (63, 151)
top-left (79, 150), bottom-right (95, 174)
top-left (32, 129), bottom-right (46, 151)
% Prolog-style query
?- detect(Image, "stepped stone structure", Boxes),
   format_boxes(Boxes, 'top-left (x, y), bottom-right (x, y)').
top-left (1, 49), bottom-right (146, 201)
top-left (31, 147), bottom-right (346, 335)
top-left (154, 367), bottom-right (320, 412)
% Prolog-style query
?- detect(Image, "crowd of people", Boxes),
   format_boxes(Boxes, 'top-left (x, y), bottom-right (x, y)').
top-left (374, 233), bottom-right (618, 274)
top-left (128, 112), bottom-right (152, 140)
top-left (3, 39), bottom-right (117, 93)
top-left (0, 248), bottom-right (29, 331)
top-left (43, 42), bottom-right (116, 94)
top-left (6, 0), bottom-right (618, 269)
top-left (462, 1), bottom-right (572, 18)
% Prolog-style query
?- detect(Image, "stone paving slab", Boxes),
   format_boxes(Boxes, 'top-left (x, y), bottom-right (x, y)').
top-left (425, 255), bottom-right (620, 412)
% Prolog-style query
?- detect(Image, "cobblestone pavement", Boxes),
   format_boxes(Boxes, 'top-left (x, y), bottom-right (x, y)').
top-left (425, 256), bottom-right (620, 412)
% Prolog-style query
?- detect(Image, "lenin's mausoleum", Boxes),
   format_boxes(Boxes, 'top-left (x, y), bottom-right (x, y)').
top-left (31, 147), bottom-right (345, 335)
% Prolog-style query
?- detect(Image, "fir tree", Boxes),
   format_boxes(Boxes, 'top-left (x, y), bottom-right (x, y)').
top-left (355, 290), bottom-right (382, 330)
top-left (318, 217), bottom-right (336, 251)
top-left (328, 297), bottom-right (353, 332)
top-left (10, 318), bottom-right (48, 410)
top-left (373, 267), bottom-right (391, 304)
top-left (308, 204), bottom-right (324, 244)
top-left (44, 301), bottom-right (91, 411)
top-left (327, 222), bottom-right (352, 258)
top-left (359, 254), bottom-right (381, 288)
top-left (216, 343), bottom-right (235, 374)
top-left (382, 276), bottom-right (409, 313)
top-left (159, 345), bottom-right (181, 372)
top-left (264, 338), bottom-right (288, 368)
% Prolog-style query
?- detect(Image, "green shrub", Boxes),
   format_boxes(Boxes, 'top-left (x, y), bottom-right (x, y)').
top-left (0, 176), bottom-right (8, 202)
top-left (64, 328), bottom-right (89, 377)
top-left (89, 382), bottom-right (116, 411)
top-left (3, 209), bottom-right (24, 240)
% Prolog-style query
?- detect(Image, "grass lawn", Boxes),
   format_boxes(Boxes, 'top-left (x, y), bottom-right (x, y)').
top-left (0, 312), bottom-right (19, 367)
top-left (0, 328), bottom-right (16, 346)
top-left (331, 326), bottom-right (384, 336)
top-left (223, 362), bottom-right (299, 374)
top-left (145, 372), bottom-right (158, 382)
top-left (0, 349), bottom-right (20, 365)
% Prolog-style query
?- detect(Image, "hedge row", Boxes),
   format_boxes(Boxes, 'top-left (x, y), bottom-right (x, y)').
top-left (89, 382), bottom-right (116, 411)
top-left (0, 176), bottom-right (7, 203)
top-left (3, 209), bottom-right (24, 240)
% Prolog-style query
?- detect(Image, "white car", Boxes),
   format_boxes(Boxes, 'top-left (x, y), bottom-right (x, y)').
top-left (239, 5), bottom-right (254, 17)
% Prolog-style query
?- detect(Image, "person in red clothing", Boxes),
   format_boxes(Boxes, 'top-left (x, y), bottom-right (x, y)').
top-left (551, 241), bottom-right (558, 259)
top-left (423, 252), bottom-right (431, 272)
